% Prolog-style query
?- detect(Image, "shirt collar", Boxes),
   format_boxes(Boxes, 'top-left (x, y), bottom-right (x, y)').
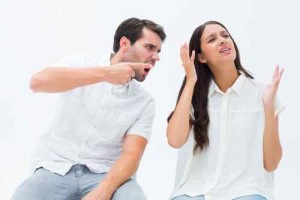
top-left (231, 74), bottom-right (246, 96)
top-left (98, 53), bottom-right (136, 95)
top-left (111, 81), bottom-right (135, 95)
top-left (208, 73), bottom-right (247, 97)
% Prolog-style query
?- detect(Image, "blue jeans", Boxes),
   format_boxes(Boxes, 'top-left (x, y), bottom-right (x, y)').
top-left (173, 194), bottom-right (266, 200)
top-left (172, 195), bottom-right (206, 200)
top-left (12, 165), bottom-right (146, 200)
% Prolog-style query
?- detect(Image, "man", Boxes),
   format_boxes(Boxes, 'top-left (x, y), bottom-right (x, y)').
top-left (12, 17), bottom-right (166, 200)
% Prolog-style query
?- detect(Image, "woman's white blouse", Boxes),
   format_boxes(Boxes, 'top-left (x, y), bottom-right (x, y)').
top-left (172, 75), bottom-right (285, 200)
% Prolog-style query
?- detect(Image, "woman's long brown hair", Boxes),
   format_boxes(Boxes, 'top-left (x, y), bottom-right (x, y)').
top-left (168, 21), bottom-right (254, 152)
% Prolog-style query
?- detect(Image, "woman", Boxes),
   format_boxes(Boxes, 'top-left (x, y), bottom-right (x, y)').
top-left (167, 21), bottom-right (284, 200)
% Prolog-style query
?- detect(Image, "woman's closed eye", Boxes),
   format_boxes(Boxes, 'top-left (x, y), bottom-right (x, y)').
top-left (208, 38), bottom-right (215, 43)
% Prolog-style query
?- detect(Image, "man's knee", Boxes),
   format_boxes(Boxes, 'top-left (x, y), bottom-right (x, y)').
top-left (112, 179), bottom-right (147, 200)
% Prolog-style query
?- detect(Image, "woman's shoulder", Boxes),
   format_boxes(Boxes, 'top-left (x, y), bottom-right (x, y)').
top-left (244, 77), bottom-right (268, 90)
top-left (240, 77), bottom-right (269, 100)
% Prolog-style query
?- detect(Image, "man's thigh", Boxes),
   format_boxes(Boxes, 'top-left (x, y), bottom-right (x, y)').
top-left (11, 168), bottom-right (77, 200)
top-left (112, 179), bottom-right (147, 200)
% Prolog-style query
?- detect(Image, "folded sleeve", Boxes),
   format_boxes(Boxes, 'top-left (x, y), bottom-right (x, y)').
top-left (274, 95), bottom-right (285, 117)
top-left (126, 99), bottom-right (155, 141)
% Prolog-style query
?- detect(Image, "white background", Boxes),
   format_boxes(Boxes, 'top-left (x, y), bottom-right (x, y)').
top-left (1, 0), bottom-right (299, 199)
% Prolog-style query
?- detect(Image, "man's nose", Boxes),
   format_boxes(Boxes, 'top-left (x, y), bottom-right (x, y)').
top-left (153, 52), bottom-right (160, 61)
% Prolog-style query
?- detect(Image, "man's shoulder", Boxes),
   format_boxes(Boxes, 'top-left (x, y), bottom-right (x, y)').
top-left (50, 53), bottom-right (111, 67)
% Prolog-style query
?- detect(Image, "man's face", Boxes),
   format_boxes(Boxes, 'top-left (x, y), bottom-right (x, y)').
top-left (123, 28), bottom-right (162, 82)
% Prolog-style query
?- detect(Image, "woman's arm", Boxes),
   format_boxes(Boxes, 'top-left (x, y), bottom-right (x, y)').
top-left (167, 43), bottom-right (197, 148)
top-left (262, 65), bottom-right (284, 172)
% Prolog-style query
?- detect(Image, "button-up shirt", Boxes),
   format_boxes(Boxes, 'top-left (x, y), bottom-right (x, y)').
top-left (172, 75), bottom-right (284, 200)
top-left (31, 54), bottom-right (155, 175)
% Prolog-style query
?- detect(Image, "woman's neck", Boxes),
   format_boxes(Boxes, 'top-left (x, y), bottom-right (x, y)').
top-left (211, 63), bottom-right (239, 93)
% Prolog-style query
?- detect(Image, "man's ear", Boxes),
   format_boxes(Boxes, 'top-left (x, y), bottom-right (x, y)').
top-left (198, 53), bottom-right (207, 63)
top-left (119, 36), bottom-right (130, 52)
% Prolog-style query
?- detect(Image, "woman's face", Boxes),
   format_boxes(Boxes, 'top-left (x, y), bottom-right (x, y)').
top-left (199, 24), bottom-right (236, 67)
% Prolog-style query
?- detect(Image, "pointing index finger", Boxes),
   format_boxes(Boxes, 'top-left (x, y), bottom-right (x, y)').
top-left (128, 62), bottom-right (153, 70)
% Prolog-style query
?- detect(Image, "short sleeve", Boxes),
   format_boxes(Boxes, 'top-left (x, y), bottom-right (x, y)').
top-left (49, 53), bottom-right (104, 97)
top-left (274, 95), bottom-right (285, 117)
top-left (127, 99), bottom-right (155, 141)
top-left (190, 105), bottom-right (195, 121)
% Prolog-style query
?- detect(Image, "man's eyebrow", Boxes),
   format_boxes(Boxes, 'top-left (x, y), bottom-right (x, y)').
top-left (146, 43), bottom-right (161, 52)
top-left (146, 43), bottom-right (156, 48)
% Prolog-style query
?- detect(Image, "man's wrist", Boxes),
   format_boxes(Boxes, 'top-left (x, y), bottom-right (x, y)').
top-left (97, 177), bottom-right (116, 197)
top-left (96, 66), bottom-right (109, 82)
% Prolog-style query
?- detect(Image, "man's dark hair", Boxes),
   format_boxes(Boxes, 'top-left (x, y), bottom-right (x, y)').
top-left (113, 17), bottom-right (166, 52)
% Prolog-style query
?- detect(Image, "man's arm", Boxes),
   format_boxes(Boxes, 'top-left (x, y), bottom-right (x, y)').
top-left (82, 98), bottom-right (154, 200)
top-left (82, 135), bottom-right (147, 200)
top-left (30, 63), bottom-right (151, 93)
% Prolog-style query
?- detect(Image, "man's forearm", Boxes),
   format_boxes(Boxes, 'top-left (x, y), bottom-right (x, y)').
top-left (96, 154), bottom-right (140, 197)
top-left (30, 67), bottom-right (106, 93)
